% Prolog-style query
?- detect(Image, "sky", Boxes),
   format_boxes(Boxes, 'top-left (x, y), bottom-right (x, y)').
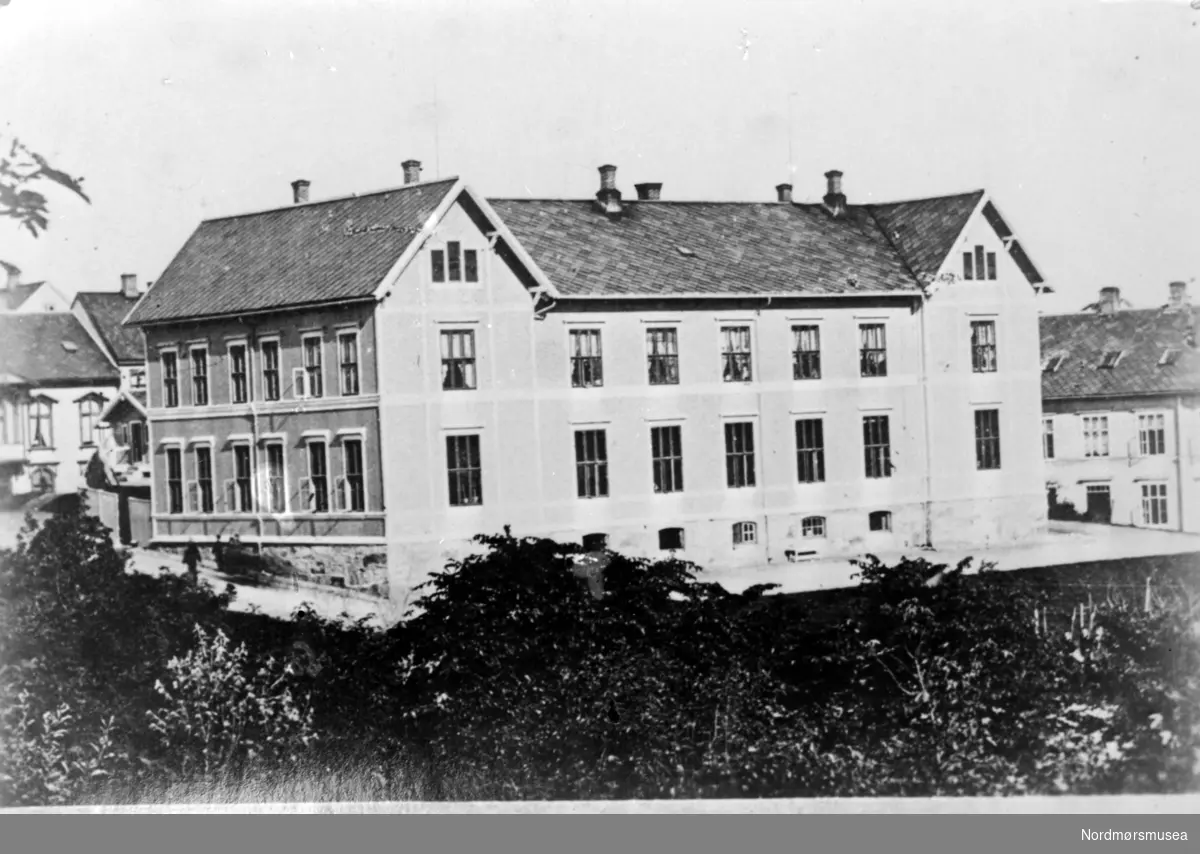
top-left (0, 0), bottom-right (1198, 315)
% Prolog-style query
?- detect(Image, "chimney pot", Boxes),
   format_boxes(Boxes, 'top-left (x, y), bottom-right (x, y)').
top-left (1168, 280), bottom-right (1189, 309)
top-left (775, 183), bottom-right (793, 204)
top-left (595, 164), bottom-right (622, 214)
top-left (402, 159), bottom-right (422, 185)
top-left (1099, 286), bottom-right (1121, 314)
top-left (822, 170), bottom-right (847, 217)
top-left (120, 273), bottom-right (138, 299)
top-left (291, 179), bottom-right (311, 204)
top-left (598, 164), bottom-right (618, 191)
top-left (634, 182), bottom-right (662, 201)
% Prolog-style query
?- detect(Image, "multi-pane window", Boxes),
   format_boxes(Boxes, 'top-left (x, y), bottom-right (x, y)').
top-left (1138, 413), bottom-right (1165, 456)
top-left (801, 516), bottom-right (826, 538)
top-left (128, 423), bottom-right (145, 464)
top-left (1141, 483), bottom-right (1169, 526)
top-left (446, 434), bottom-right (482, 506)
top-left (859, 324), bottom-right (887, 377)
top-left (29, 400), bottom-right (52, 448)
top-left (130, 369), bottom-right (146, 390)
top-left (343, 438), bottom-right (365, 511)
top-left (261, 340), bottom-right (280, 401)
top-left (971, 320), bottom-right (997, 373)
top-left (646, 328), bottom-right (679, 385)
top-left (431, 248), bottom-right (445, 282)
top-left (303, 336), bottom-right (324, 399)
top-left (307, 441), bottom-right (329, 512)
top-left (650, 425), bottom-right (684, 493)
top-left (233, 445), bottom-right (253, 513)
top-left (464, 248), bottom-right (479, 283)
top-left (447, 242), bottom-right (462, 281)
top-left (720, 326), bottom-right (752, 382)
top-left (162, 351), bottom-right (179, 408)
top-left (574, 429), bottom-right (609, 499)
top-left (265, 443), bottom-right (285, 513)
top-left (974, 409), bottom-right (1001, 470)
top-left (338, 331), bottom-right (360, 396)
top-left (795, 419), bottom-right (826, 483)
top-left (1083, 415), bottom-right (1110, 458)
top-left (1043, 417), bottom-right (1055, 460)
top-left (869, 510), bottom-right (892, 532)
top-left (229, 344), bottom-right (248, 404)
top-left (863, 415), bottom-right (892, 478)
top-left (78, 397), bottom-right (101, 446)
top-left (732, 521), bottom-right (757, 546)
top-left (440, 330), bottom-right (477, 390)
top-left (658, 527), bottom-right (685, 550)
top-left (193, 446), bottom-right (213, 513)
top-left (166, 447), bottom-right (183, 514)
top-left (962, 245), bottom-right (997, 281)
top-left (792, 325), bottom-right (821, 380)
top-left (724, 422), bottom-right (756, 488)
top-left (190, 348), bottom-right (209, 406)
top-left (569, 329), bottom-right (604, 388)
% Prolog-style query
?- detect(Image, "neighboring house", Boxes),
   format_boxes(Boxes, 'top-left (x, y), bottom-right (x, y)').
top-left (0, 261), bottom-right (72, 313)
top-left (72, 274), bottom-right (150, 484)
top-left (125, 161), bottom-right (1051, 603)
top-left (1040, 282), bottom-right (1199, 533)
top-left (0, 313), bottom-right (121, 499)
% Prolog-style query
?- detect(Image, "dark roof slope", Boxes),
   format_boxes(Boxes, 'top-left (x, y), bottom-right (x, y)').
top-left (488, 192), bottom-right (985, 298)
top-left (75, 291), bottom-right (145, 363)
top-left (1040, 306), bottom-right (1199, 399)
top-left (4, 281), bottom-right (47, 311)
top-left (126, 179), bottom-right (458, 325)
top-left (0, 313), bottom-right (121, 384)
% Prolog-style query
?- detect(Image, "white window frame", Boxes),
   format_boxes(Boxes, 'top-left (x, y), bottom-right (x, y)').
top-left (189, 440), bottom-right (215, 514)
top-left (1082, 414), bottom-right (1110, 458)
top-left (336, 328), bottom-right (361, 397)
top-left (301, 332), bottom-right (324, 400)
top-left (339, 435), bottom-right (367, 513)
top-left (300, 437), bottom-right (331, 514)
top-left (159, 346), bottom-right (180, 409)
top-left (732, 520), bottom-right (758, 546)
top-left (261, 438), bottom-right (289, 516)
top-left (1137, 412), bottom-right (1167, 457)
top-left (226, 439), bottom-right (254, 514)
top-left (801, 516), bottom-right (826, 538)
top-left (226, 337), bottom-right (250, 405)
top-left (188, 345), bottom-right (210, 407)
top-left (1140, 481), bottom-right (1170, 527)
top-left (258, 334), bottom-right (282, 402)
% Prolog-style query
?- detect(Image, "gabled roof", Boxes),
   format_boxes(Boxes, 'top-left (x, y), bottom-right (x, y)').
top-left (74, 291), bottom-right (145, 363)
top-left (100, 388), bottom-right (147, 423)
top-left (1040, 306), bottom-right (1199, 399)
top-left (4, 281), bottom-right (47, 311)
top-left (0, 313), bottom-right (121, 385)
top-left (125, 178), bottom-right (460, 325)
top-left (869, 191), bottom-right (985, 284)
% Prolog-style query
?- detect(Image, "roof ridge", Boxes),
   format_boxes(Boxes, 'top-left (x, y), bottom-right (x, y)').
top-left (200, 176), bottom-right (461, 224)
top-left (490, 191), bottom-right (987, 207)
top-left (865, 189), bottom-right (986, 208)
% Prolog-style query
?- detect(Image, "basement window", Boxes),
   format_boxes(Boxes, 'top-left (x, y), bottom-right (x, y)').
top-left (582, 533), bottom-right (608, 551)
top-left (658, 527), bottom-right (685, 551)
top-left (1159, 348), bottom-right (1180, 367)
top-left (1098, 350), bottom-right (1123, 369)
top-left (868, 510), bottom-right (892, 533)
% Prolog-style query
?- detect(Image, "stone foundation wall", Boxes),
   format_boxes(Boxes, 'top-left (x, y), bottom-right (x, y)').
top-left (929, 492), bottom-right (1047, 549)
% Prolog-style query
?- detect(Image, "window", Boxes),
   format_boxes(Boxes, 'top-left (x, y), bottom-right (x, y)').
top-left (1042, 353), bottom-right (1066, 373)
top-left (795, 419), bottom-right (826, 483)
top-left (1099, 350), bottom-right (1123, 369)
top-left (582, 533), bottom-right (608, 551)
top-left (431, 249), bottom-right (445, 283)
top-left (190, 347), bottom-right (208, 406)
top-left (651, 425), bottom-right (684, 493)
top-left (732, 521), bottom-right (757, 546)
top-left (440, 330), bottom-right (477, 390)
top-left (859, 324), bottom-right (887, 377)
top-left (78, 397), bottom-right (102, 446)
top-left (862, 415), bottom-right (892, 478)
top-left (464, 249), bottom-right (479, 283)
top-left (658, 527), bottom-right (684, 550)
top-left (231, 445), bottom-right (253, 513)
top-left (868, 510), bottom-right (892, 532)
top-left (30, 465), bottom-right (56, 494)
top-left (970, 320), bottom-right (997, 373)
top-left (1141, 482), bottom-right (1169, 526)
top-left (193, 445), bottom-right (214, 513)
top-left (446, 434), bottom-right (482, 506)
top-left (1159, 348), bottom-right (1180, 367)
top-left (166, 447), bottom-right (183, 514)
top-left (303, 336), bottom-right (324, 398)
top-left (162, 351), bottom-right (179, 408)
top-left (720, 326), bottom-right (752, 382)
top-left (569, 329), bottom-right (603, 388)
top-left (962, 245), bottom-right (997, 281)
top-left (261, 340), bottom-right (280, 401)
top-left (338, 331), bottom-right (360, 396)
top-left (130, 369), bottom-right (147, 390)
top-left (646, 328), bottom-right (679, 385)
top-left (574, 429), bottom-right (609, 499)
top-left (792, 325), bottom-right (821, 380)
top-left (265, 443), bottom-right (286, 513)
top-left (306, 441), bottom-right (329, 512)
top-left (342, 438), bottom-right (365, 511)
top-left (128, 422), bottom-right (145, 464)
top-left (724, 421), bottom-right (756, 488)
top-left (1043, 417), bottom-right (1055, 460)
top-left (1138, 413), bottom-right (1165, 456)
top-left (229, 344), bottom-right (248, 403)
top-left (1083, 415), bottom-right (1110, 458)
top-left (29, 399), bottom-right (52, 448)
top-left (974, 409), bottom-right (1001, 470)
top-left (801, 516), bottom-right (826, 538)
top-left (447, 241), bottom-right (462, 281)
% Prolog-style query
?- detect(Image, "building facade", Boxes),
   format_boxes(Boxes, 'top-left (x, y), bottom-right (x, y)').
top-left (127, 162), bottom-right (1051, 604)
top-left (1, 262), bottom-right (72, 314)
top-left (1040, 283), bottom-right (1199, 533)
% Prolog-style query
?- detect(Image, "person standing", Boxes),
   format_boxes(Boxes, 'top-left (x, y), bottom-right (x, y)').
top-left (182, 539), bottom-right (201, 585)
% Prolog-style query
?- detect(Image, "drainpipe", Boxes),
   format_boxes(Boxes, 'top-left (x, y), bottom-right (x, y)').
top-left (1174, 395), bottom-right (1186, 532)
top-left (248, 324), bottom-right (265, 548)
top-left (917, 293), bottom-right (934, 547)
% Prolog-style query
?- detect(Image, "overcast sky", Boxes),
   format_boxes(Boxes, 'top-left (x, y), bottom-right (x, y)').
top-left (1, 0), bottom-right (1197, 314)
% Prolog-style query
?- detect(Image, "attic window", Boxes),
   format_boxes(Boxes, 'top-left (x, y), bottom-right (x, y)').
top-left (1098, 350), bottom-right (1123, 369)
top-left (962, 246), bottom-right (997, 281)
top-left (61, 340), bottom-right (78, 353)
top-left (1042, 353), bottom-right (1066, 373)
top-left (676, 246), bottom-right (696, 257)
top-left (1159, 348), bottom-right (1180, 367)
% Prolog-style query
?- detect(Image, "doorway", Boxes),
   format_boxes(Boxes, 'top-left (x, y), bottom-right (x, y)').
top-left (1085, 484), bottom-right (1112, 524)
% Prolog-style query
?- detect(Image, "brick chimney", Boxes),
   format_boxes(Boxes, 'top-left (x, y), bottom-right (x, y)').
top-left (595, 164), bottom-right (623, 214)
top-left (634, 182), bottom-right (662, 201)
top-left (775, 183), bottom-right (793, 203)
top-left (120, 273), bottom-right (138, 299)
top-left (1168, 280), bottom-right (1189, 311)
top-left (402, 159), bottom-right (422, 185)
top-left (1099, 286), bottom-right (1121, 314)
top-left (291, 179), bottom-right (310, 204)
top-left (822, 170), bottom-right (846, 217)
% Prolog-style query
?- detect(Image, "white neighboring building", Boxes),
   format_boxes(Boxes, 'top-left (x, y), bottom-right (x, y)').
top-left (1, 262), bottom-right (72, 314)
